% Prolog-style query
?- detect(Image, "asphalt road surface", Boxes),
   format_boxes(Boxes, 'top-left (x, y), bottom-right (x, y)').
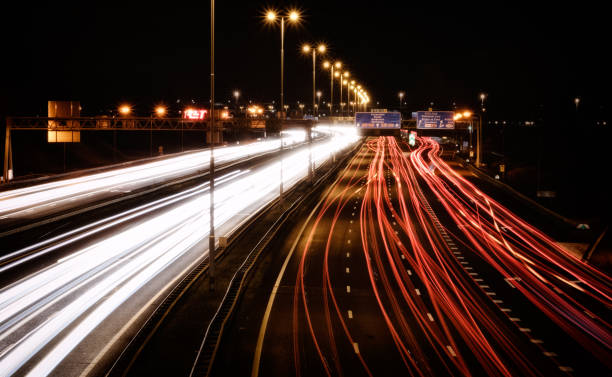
top-left (214, 136), bottom-right (610, 377)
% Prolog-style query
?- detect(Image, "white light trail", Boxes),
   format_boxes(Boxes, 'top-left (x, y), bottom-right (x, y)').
top-left (0, 126), bottom-right (358, 376)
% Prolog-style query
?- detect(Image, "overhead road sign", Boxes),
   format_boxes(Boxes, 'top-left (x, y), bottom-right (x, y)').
top-left (416, 111), bottom-right (455, 129)
top-left (356, 112), bottom-right (401, 129)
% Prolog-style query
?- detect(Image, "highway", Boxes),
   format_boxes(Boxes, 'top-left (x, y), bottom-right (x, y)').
top-left (216, 136), bottom-right (610, 377)
top-left (0, 126), bottom-right (359, 376)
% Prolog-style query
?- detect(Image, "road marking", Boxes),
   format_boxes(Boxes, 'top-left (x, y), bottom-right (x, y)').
top-left (407, 269), bottom-right (412, 276)
top-left (401, 254), bottom-right (405, 260)
top-left (530, 339), bottom-right (543, 344)
top-left (465, 266), bottom-right (473, 270)
top-left (469, 272), bottom-right (478, 276)
top-left (353, 343), bottom-right (360, 354)
top-left (348, 310), bottom-right (353, 319)
top-left (446, 345), bottom-right (457, 357)
top-left (346, 267), bottom-right (350, 274)
top-left (474, 278), bottom-right (483, 282)
top-left (479, 285), bottom-right (489, 288)
top-left (347, 286), bottom-right (351, 293)
top-left (559, 366), bottom-right (573, 372)
top-left (415, 289), bottom-right (421, 296)
top-left (352, 212), bottom-right (355, 216)
top-left (510, 317), bottom-right (521, 322)
top-left (519, 327), bottom-right (531, 332)
top-left (486, 291), bottom-right (496, 296)
top-left (346, 252), bottom-right (350, 258)
top-left (350, 220), bottom-right (353, 224)
top-left (493, 299), bottom-right (503, 304)
top-left (543, 352), bottom-right (557, 357)
top-left (251, 175), bottom-right (336, 377)
top-left (348, 229), bottom-right (352, 233)
top-left (347, 239), bottom-right (351, 244)
top-left (501, 308), bottom-right (511, 312)
top-left (427, 313), bottom-right (435, 322)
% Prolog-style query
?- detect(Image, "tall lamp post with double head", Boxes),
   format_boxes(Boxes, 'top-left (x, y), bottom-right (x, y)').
top-left (302, 44), bottom-right (326, 117)
top-left (264, 8), bottom-right (301, 205)
top-left (265, 9), bottom-right (301, 120)
top-left (323, 61), bottom-right (341, 116)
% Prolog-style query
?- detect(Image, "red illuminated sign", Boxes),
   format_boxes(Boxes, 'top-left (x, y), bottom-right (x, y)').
top-left (183, 109), bottom-right (208, 120)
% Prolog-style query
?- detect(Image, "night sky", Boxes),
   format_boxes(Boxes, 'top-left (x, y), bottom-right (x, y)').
top-left (1, 1), bottom-right (609, 120)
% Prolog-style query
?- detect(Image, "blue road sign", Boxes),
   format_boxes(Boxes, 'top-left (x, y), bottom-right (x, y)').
top-left (355, 112), bottom-right (401, 129)
top-left (416, 111), bottom-right (455, 129)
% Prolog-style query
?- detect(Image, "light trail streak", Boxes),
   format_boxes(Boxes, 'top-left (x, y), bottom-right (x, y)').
top-left (0, 126), bottom-right (359, 376)
top-left (0, 130), bottom-right (309, 219)
top-left (290, 136), bottom-right (610, 376)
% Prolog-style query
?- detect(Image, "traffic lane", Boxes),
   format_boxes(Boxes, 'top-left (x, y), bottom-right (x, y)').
top-left (417, 176), bottom-right (576, 376)
top-left (421, 173), bottom-right (610, 376)
top-left (444, 159), bottom-right (584, 241)
top-left (0, 135), bottom-right (316, 231)
top-left (408, 140), bottom-right (610, 375)
top-left (0, 137), bottom-right (326, 273)
top-left (255, 144), bottom-right (394, 376)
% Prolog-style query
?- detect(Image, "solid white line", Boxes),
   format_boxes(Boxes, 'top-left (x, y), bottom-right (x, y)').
top-left (348, 310), bottom-right (353, 319)
top-left (251, 167), bottom-right (339, 377)
top-left (446, 345), bottom-right (456, 357)
top-left (346, 267), bottom-right (350, 274)
top-left (346, 252), bottom-right (350, 258)
top-left (347, 239), bottom-right (351, 244)
top-left (347, 286), bottom-right (351, 293)
top-left (427, 313), bottom-right (435, 322)
top-left (415, 289), bottom-right (421, 296)
top-left (353, 342), bottom-right (360, 354)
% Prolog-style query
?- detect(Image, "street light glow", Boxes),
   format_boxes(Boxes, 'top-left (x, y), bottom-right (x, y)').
top-left (335, 61), bottom-right (342, 69)
top-left (463, 111), bottom-right (472, 118)
top-left (265, 10), bottom-right (276, 22)
top-left (155, 106), bottom-right (166, 117)
top-left (323, 61), bottom-right (330, 69)
top-left (317, 44), bottom-right (326, 53)
top-left (302, 44), bottom-right (311, 53)
top-left (119, 105), bottom-right (131, 115)
top-left (288, 10), bottom-right (300, 22)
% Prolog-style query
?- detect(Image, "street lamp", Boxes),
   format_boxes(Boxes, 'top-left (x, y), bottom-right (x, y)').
top-left (264, 8), bottom-right (301, 207)
top-left (118, 104), bottom-right (131, 116)
top-left (340, 71), bottom-right (349, 116)
top-left (302, 43), bottom-right (326, 117)
top-left (398, 91), bottom-right (405, 109)
top-left (264, 8), bottom-right (301, 120)
top-left (233, 90), bottom-right (240, 108)
top-left (479, 93), bottom-right (486, 111)
top-left (456, 110), bottom-right (483, 167)
top-left (323, 61), bottom-right (341, 116)
top-left (316, 90), bottom-right (322, 116)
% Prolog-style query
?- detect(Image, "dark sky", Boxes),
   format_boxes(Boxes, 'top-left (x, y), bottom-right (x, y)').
top-left (1, 1), bottom-right (609, 120)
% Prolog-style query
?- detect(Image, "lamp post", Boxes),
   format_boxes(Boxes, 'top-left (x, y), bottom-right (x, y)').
top-left (480, 92), bottom-right (486, 112)
top-left (265, 9), bottom-right (300, 120)
top-left (398, 91), bottom-right (405, 109)
top-left (302, 44), bottom-right (326, 117)
top-left (209, 0), bottom-right (216, 291)
top-left (323, 61), bottom-right (341, 116)
top-left (455, 110), bottom-right (482, 168)
top-left (316, 90), bottom-right (322, 116)
top-left (233, 90), bottom-right (240, 110)
top-left (265, 8), bottom-right (301, 206)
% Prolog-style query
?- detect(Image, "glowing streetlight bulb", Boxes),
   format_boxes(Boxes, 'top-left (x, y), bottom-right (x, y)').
top-left (463, 111), bottom-right (472, 118)
top-left (323, 61), bottom-right (330, 69)
top-left (334, 61), bottom-right (342, 69)
top-left (302, 44), bottom-right (311, 53)
top-left (119, 105), bottom-right (131, 115)
top-left (317, 44), bottom-right (326, 53)
top-left (288, 10), bottom-right (300, 22)
top-left (155, 106), bottom-right (166, 117)
top-left (266, 11), bottom-right (276, 21)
